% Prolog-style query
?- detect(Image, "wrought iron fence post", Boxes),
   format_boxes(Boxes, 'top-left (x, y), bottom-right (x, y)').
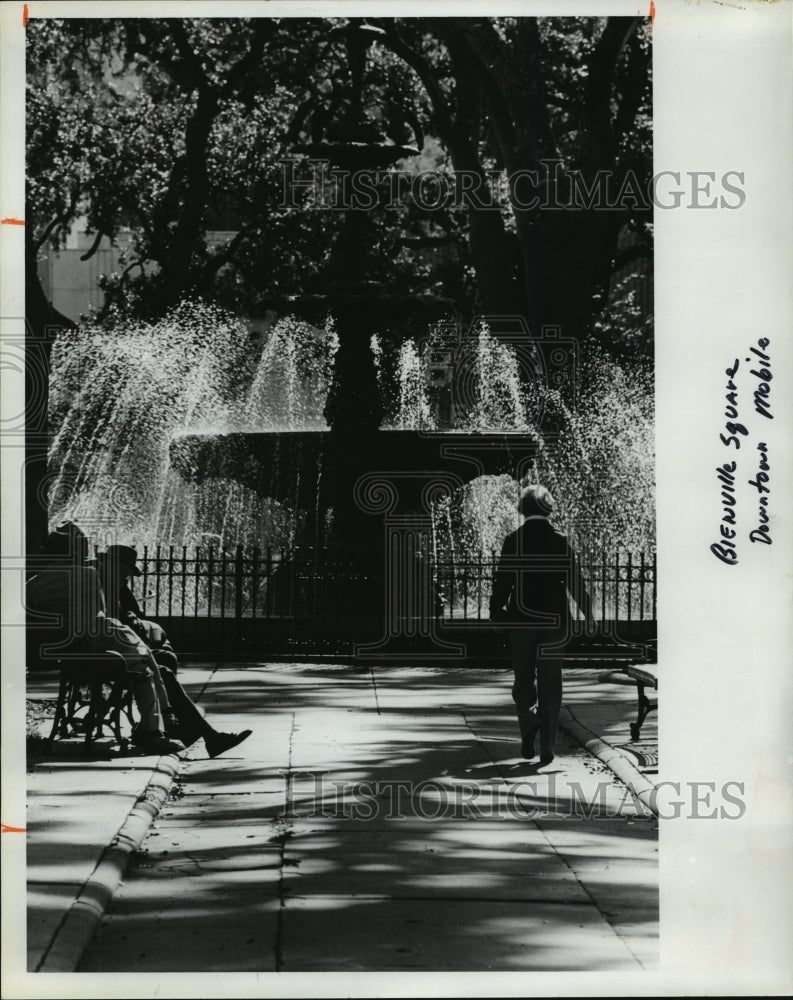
top-left (251, 547), bottom-right (260, 618)
top-left (627, 551), bottom-right (633, 622)
top-left (265, 547), bottom-right (273, 617)
top-left (235, 544), bottom-right (244, 621)
top-left (168, 544), bottom-right (175, 618)
top-left (154, 543), bottom-right (162, 617)
top-left (207, 548), bottom-right (215, 618)
top-left (652, 551), bottom-right (657, 620)
top-left (639, 551), bottom-right (646, 620)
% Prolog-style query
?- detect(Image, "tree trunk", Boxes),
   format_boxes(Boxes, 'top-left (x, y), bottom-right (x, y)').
top-left (451, 146), bottom-right (524, 320)
top-left (148, 85), bottom-right (220, 312)
top-left (25, 228), bottom-right (75, 552)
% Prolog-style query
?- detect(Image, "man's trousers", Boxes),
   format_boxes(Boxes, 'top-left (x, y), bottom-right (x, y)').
top-left (508, 627), bottom-right (566, 754)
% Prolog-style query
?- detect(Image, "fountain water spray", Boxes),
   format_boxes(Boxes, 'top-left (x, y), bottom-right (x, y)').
top-left (48, 303), bottom-right (654, 569)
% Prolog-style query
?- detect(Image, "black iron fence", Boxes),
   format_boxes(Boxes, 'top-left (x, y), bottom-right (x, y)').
top-left (133, 544), bottom-right (656, 625)
top-left (436, 549), bottom-right (657, 623)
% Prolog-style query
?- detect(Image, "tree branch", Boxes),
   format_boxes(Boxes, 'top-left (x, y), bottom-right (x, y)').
top-left (613, 27), bottom-right (651, 144)
top-left (79, 229), bottom-right (105, 261)
top-left (33, 183), bottom-right (81, 255)
top-left (202, 225), bottom-right (256, 280)
top-left (373, 20), bottom-right (455, 138)
top-left (583, 16), bottom-right (642, 167)
top-left (440, 20), bottom-right (521, 173)
top-left (170, 21), bottom-right (215, 94)
top-left (33, 215), bottom-right (68, 255)
top-left (223, 20), bottom-right (273, 98)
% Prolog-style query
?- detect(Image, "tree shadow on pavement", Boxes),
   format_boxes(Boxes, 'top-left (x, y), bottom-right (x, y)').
top-left (32, 663), bottom-right (658, 973)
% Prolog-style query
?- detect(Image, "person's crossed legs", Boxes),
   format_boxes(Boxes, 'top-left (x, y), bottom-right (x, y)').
top-left (157, 664), bottom-right (252, 759)
top-left (102, 619), bottom-right (251, 757)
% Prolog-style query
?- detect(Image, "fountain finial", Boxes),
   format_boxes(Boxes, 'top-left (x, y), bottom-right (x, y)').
top-left (292, 20), bottom-right (418, 169)
top-left (340, 22), bottom-right (384, 121)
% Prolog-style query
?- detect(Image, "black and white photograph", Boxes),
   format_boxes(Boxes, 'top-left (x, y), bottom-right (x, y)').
top-left (1, 0), bottom-right (791, 997)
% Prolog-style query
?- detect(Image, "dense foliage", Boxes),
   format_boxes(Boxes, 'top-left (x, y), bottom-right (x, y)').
top-left (27, 16), bottom-right (652, 356)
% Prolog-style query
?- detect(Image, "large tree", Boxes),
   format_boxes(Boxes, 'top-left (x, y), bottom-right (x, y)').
top-left (25, 16), bottom-right (653, 553)
top-left (371, 16), bottom-right (652, 342)
top-left (27, 18), bottom-right (338, 318)
top-left (27, 15), bottom-right (651, 342)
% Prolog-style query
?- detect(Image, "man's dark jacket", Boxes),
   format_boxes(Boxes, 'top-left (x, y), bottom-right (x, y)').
top-left (490, 517), bottom-right (590, 628)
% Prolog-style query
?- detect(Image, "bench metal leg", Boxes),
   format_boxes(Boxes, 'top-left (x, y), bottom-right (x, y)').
top-left (629, 680), bottom-right (657, 741)
top-left (46, 669), bottom-right (135, 749)
top-left (46, 672), bottom-right (72, 746)
top-left (105, 679), bottom-right (134, 747)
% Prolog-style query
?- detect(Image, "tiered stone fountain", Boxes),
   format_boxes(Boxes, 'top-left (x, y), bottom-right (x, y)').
top-left (168, 23), bottom-right (537, 656)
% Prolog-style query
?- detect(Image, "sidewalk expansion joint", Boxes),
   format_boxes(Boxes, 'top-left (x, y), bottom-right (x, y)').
top-left (369, 665), bottom-right (382, 715)
top-left (274, 711), bottom-right (296, 973)
top-left (464, 709), bottom-right (645, 970)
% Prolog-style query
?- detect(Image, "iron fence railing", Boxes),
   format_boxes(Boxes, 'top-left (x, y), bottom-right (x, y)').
top-left (132, 545), bottom-right (656, 624)
top-left (435, 549), bottom-right (657, 623)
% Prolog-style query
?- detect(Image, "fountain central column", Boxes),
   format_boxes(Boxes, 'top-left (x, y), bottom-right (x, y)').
top-left (321, 199), bottom-right (384, 435)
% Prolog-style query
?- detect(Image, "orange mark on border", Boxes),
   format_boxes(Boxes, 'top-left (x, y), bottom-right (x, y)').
top-left (1, 218), bottom-right (25, 225)
top-left (649, 0), bottom-right (656, 20)
top-left (23, 4), bottom-right (29, 27)
top-left (2, 823), bottom-right (27, 833)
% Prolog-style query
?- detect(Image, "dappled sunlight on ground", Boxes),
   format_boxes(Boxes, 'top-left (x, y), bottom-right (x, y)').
top-left (29, 662), bottom-right (657, 972)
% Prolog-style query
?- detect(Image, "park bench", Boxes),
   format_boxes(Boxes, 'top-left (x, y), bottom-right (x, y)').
top-left (619, 662), bottom-right (658, 740)
top-left (28, 636), bottom-right (136, 748)
top-left (562, 632), bottom-right (658, 741)
top-left (49, 654), bottom-right (136, 748)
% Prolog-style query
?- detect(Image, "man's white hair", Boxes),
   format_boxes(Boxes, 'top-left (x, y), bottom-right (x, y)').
top-left (519, 484), bottom-right (555, 517)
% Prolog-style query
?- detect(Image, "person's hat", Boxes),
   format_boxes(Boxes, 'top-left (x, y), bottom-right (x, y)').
top-left (519, 484), bottom-right (555, 517)
top-left (101, 544), bottom-right (142, 576)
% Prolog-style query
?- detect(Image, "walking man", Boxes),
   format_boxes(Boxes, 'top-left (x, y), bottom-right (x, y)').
top-left (489, 485), bottom-right (594, 765)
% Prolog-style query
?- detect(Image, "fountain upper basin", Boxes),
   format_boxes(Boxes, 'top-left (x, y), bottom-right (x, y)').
top-left (169, 429), bottom-right (538, 510)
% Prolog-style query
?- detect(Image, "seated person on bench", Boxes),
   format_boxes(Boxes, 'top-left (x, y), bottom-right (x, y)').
top-left (27, 524), bottom-right (251, 758)
top-left (97, 545), bottom-right (178, 671)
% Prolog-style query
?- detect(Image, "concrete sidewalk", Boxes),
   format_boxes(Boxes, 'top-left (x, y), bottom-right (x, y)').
top-left (25, 662), bottom-right (658, 974)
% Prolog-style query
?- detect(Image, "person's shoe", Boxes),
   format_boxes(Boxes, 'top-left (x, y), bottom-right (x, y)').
top-left (205, 729), bottom-right (252, 759)
top-left (163, 710), bottom-right (182, 736)
top-left (162, 712), bottom-right (202, 748)
top-left (539, 749), bottom-right (555, 766)
top-left (177, 730), bottom-right (203, 749)
top-left (521, 725), bottom-right (540, 760)
top-left (134, 732), bottom-right (185, 755)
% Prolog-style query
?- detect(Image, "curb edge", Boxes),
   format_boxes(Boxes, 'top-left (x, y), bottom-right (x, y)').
top-left (560, 707), bottom-right (659, 817)
top-left (37, 753), bottom-right (181, 972)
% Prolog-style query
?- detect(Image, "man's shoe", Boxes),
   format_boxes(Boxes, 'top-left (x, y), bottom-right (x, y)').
top-left (205, 729), bottom-right (252, 759)
top-left (134, 732), bottom-right (185, 755)
top-left (520, 729), bottom-right (537, 760)
top-left (177, 730), bottom-right (203, 749)
top-left (163, 710), bottom-right (182, 735)
top-left (521, 723), bottom-right (540, 760)
top-left (162, 712), bottom-right (202, 748)
top-left (539, 749), bottom-right (555, 766)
